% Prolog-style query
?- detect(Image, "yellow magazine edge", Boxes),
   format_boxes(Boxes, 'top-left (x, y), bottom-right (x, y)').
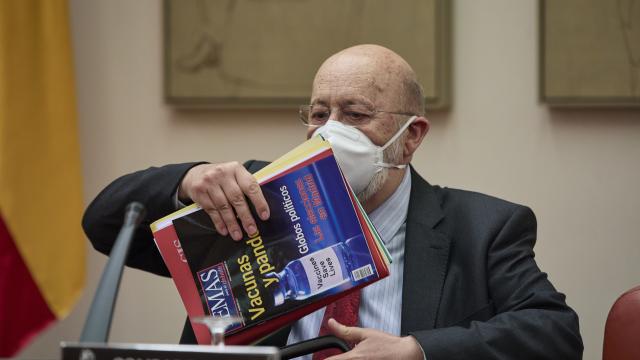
top-left (150, 203), bottom-right (201, 232)
top-left (253, 135), bottom-right (329, 182)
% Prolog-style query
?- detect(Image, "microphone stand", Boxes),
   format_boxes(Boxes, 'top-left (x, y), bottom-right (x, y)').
top-left (80, 202), bottom-right (145, 342)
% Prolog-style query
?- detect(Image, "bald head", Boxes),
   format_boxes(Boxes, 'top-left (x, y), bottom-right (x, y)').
top-left (312, 44), bottom-right (425, 116)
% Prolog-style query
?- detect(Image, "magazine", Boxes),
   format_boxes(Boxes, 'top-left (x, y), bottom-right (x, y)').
top-left (151, 136), bottom-right (390, 345)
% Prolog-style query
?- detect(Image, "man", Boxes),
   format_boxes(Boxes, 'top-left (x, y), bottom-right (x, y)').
top-left (83, 45), bottom-right (583, 359)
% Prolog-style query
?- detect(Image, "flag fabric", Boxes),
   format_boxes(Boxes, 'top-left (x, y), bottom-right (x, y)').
top-left (0, 0), bottom-right (85, 356)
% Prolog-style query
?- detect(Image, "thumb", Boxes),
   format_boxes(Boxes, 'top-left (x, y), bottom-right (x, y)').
top-left (327, 318), bottom-right (365, 343)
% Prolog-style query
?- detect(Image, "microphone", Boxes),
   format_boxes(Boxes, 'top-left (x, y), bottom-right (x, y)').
top-left (80, 202), bottom-right (146, 343)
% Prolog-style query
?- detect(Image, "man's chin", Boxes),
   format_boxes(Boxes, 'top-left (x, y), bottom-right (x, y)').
top-left (356, 169), bottom-right (388, 204)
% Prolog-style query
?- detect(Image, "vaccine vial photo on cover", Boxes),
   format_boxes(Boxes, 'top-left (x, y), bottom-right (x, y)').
top-left (266, 238), bottom-right (373, 306)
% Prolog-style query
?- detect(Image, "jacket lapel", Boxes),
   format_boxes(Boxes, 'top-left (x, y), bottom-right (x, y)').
top-left (400, 168), bottom-right (450, 335)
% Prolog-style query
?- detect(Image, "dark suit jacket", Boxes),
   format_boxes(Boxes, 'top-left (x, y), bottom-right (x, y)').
top-left (83, 161), bottom-right (583, 359)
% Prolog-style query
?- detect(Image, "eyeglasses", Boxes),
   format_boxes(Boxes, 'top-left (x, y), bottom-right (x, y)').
top-left (299, 104), bottom-right (415, 127)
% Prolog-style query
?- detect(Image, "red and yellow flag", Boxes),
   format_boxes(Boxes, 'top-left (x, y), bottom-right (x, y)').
top-left (0, 0), bottom-right (85, 356)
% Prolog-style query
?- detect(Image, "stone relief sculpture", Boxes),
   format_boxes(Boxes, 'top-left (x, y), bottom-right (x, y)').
top-left (165, 0), bottom-right (450, 108)
top-left (541, 0), bottom-right (640, 106)
top-left (618, 0), bottom-right (640, 96)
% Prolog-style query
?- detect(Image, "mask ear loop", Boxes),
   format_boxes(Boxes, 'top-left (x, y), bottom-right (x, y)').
top-left (376, 162), bottom-right (407, 169)
top-left (380, 116), bottom-right (417, 151)
top-left (375, 116), bottom-right (417, 169)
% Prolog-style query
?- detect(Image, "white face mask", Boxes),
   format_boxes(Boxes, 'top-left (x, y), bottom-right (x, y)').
top-left (315, 116), bottom-right (416, 194)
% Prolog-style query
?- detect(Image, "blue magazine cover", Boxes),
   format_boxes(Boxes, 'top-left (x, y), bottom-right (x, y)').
top-left (171, 152), bottom-right (384, 334)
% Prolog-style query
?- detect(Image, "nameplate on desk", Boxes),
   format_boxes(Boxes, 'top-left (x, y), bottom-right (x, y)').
top-left (60, 342), bottom-right (280, 360)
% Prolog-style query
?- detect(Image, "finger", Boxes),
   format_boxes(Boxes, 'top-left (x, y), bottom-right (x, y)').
top-left (328, 318), bottom-right (366, 343)
top-left (191, 187), bottom-right (228, 236)
top-left (220, 178), bottom-right (258, 237)
top-left (205, 208), bottom-right (227, 236)
top-left (235, 168), bottom-right (270, 221)
top-left (208, 186), bottom-right (243, 241)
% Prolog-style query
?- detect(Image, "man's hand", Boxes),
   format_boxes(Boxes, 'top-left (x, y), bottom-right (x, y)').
top-left (178, 162), bottom-right (270, 241)
top-left (326, 319), bottom-right (424, 360)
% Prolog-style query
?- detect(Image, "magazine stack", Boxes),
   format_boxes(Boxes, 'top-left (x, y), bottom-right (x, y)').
top-left (151, 135), bottom-right (391, 345)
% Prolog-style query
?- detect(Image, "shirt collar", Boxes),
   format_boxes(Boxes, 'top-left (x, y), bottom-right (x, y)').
top-left (367, 168), bottom-right (412, 244)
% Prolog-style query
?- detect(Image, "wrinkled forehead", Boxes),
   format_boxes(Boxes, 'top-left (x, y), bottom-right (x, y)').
top-left (310, 54), bottom-right (402, 110)
top-left (311, 76), bottom-right (380, 108)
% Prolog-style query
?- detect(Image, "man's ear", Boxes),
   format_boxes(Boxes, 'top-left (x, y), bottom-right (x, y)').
top-left (403, 116), bottom-right (430, 161)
